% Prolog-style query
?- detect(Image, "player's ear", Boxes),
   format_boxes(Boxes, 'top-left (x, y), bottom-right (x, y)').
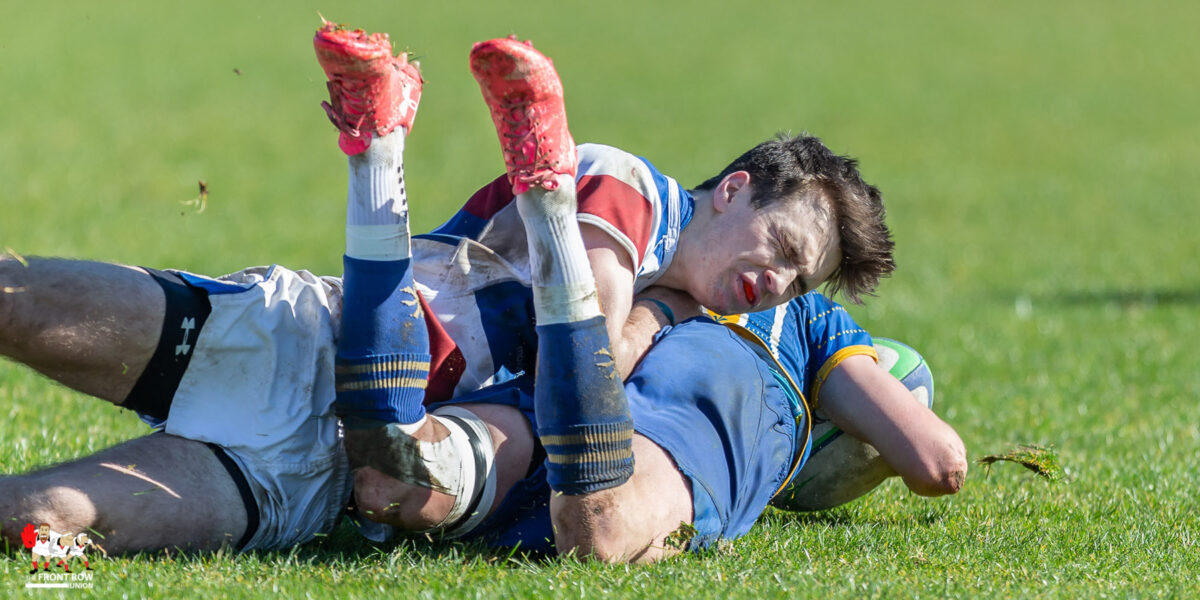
top-left (713, 171), bottom-right (751, 214)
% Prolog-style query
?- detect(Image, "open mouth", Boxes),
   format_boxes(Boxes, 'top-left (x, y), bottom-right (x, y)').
top-left (742, 279), bottom-right (757, 306)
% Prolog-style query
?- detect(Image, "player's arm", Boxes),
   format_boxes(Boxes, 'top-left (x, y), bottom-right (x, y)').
top-left (818, 355), bottom-right (967, 496)
top-left (581, 224), bottom-right (666, 376)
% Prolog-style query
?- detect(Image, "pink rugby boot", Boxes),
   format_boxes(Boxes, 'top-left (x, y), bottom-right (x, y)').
top-left (314, 21), bottom-right (422, 155)
top-left (469, 36), bottom-right (576, 195)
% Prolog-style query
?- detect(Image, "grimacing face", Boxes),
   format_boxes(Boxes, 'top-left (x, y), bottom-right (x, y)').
top-left (683, 175), bottom-right (840, 315)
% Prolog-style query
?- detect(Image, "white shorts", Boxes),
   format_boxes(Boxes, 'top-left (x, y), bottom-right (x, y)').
top-left (131, 265), bottom-right (351, 552)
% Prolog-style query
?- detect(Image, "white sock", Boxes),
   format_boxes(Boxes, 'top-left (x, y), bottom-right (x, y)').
top-left (516, 175), bottom-right (603, 324)
top-left (392, 414), bottom-right (427, 435)
top-left (345, 131), bottom-right (411, 261)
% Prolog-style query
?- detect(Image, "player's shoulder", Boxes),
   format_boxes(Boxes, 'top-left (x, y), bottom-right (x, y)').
top-left (791, 291), bottom-right (842, 314)
top-left (739, 293), bottom-right (854, 343)
top-left (577, 142), bottom-right (635, 163)
top-left (788, 292), bottom-right (861, 328)
top-left (577, 144), bottom-right (659, 182)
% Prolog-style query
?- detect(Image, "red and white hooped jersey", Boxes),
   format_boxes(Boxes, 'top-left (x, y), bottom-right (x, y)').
top-left (428, 143), bottom-right (694, 291)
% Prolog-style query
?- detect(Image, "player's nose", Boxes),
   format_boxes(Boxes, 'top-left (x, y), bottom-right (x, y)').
top-left (762, 268), bottom-right (793, 297)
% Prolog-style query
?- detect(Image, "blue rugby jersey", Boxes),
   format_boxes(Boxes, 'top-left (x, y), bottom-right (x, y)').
top-left (713, 292), bottom-right (877, 412)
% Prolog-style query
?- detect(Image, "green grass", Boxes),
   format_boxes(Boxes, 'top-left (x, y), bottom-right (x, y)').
top-left (3, 0), bottom-right (1200, 597)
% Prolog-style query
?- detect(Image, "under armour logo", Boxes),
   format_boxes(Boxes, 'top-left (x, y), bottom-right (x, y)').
top-left (175, 317), bottom-right (196, 356)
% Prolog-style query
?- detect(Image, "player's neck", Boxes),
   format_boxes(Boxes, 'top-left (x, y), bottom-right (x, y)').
top-left (656, 191), bottom-right (715, 292)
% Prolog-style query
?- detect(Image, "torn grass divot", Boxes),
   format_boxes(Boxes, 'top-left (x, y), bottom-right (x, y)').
top-left (977, 444), bottom-right (1065, 482)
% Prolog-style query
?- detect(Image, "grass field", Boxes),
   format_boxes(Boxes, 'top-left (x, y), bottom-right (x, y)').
top-left (3, 0), bottom-right (1200, 597)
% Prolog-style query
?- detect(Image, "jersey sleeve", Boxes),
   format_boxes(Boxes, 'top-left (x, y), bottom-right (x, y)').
top-left (574, 144), bottom-right (660, 273)
top-left (797, 293), bottom-right (876, 404)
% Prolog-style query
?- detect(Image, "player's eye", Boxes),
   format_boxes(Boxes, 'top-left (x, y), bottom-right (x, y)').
top-left (771, 226), bottom-right (806, 297)
top-left (769, 226), bottom-right (791, 262)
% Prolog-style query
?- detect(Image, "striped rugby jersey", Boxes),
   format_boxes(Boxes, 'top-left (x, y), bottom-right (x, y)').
top-left (429, 143), bottom-right (694, 290)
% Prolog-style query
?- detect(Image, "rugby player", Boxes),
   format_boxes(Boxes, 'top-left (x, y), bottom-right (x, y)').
top-left (0, 26), bottom-right (963, 561)
top-left (330, 32), bottom-right (965, 560)
top-left (313, 23), bottom-right (898, 502)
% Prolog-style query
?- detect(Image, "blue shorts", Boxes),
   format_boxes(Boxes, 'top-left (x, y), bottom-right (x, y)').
top-left (442, 318), bottom-right (800, 553)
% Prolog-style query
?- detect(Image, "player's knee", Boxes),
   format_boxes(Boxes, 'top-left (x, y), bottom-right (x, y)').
top-left (0, 259), bottom-right (61, 357)
top-left (3, 482), bottom-right (98, 533)
top-left (0, 257), bottom-right (30, 340)
top-left (352, 467), bottom-right (453, 531)
top-left (551, 494), bottom-right (646, 564)
top-left (554, 521), bottom-right (626, 563)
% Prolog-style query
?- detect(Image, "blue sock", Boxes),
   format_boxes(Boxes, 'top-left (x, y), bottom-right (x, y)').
top-left (534, 316), bottom-right (634, 495)
top-left (335, 255), bottom-right (430, 425)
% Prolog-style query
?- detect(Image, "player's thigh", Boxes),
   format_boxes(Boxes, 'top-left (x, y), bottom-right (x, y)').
top-left (0, 257), bottom-right (163, 402)
top-left (0, 433), bottom-right (247, 554)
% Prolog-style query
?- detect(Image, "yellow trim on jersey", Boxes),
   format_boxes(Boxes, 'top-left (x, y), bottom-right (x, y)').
top-left (719, 322), bottom-right (812, 499)
top-left (703, 309), bottom-right (746, 326)
top-left (809, 345), bottom-right (878, 407)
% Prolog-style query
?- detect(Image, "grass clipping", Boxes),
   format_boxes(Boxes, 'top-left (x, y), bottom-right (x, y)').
top-left (977, 444), bottom-right (1065, 482)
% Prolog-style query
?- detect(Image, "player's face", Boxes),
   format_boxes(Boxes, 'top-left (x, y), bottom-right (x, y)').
top-left (688, 174), bottom-right (840, 314)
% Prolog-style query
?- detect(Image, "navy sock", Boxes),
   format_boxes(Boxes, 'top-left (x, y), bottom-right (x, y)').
top-left (335, 255), bottom-right (430, 424)
top-left (534, 316), bottom-right (634, 494)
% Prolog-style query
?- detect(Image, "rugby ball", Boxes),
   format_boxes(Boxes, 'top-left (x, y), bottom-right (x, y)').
top-left (770, 338), bottom-right (934, 512)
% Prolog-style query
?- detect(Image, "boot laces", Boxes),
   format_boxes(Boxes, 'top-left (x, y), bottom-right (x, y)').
top-left (321, 75), bottom-right (372, 138)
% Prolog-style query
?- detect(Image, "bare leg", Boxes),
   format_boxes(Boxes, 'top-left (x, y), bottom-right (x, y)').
top-left (0, 434), bottom-right (247, 554)
top-left (551, 434), bottom-right (693, 563)
top-left (0, 256), bottom-right (162, 403)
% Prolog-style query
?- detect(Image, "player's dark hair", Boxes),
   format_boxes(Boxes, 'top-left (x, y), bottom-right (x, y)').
top-left (693, 133), bottom-right (895, 303)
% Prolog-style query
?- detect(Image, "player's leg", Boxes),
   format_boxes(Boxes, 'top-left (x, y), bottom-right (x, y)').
top-left (316, 23), bottom-right (501, 532)
top-left (471, 36), bottom-right (631, 489)
top-left (0, 434), bottom-right (249, 554)
top-left (315, 22), bottom-right (431, 437)
top-left (471, 38), bottom-right (686, 561)
top-left (0, 256), bottom-right (164, 403)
